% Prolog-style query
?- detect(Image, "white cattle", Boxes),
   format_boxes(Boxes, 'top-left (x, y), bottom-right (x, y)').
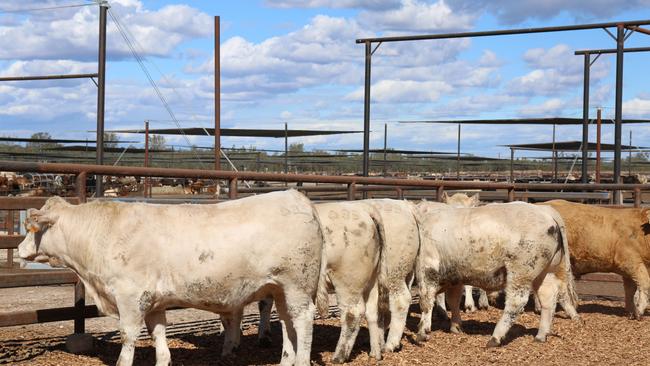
top-left (18, 190), bottom-right (328, 366)
top-left (225, 201), bottom-right (385, 363)
top-left (414, 202), bottom-right (579, 346)
top-left (441, 193), bottom-right (489, 312)
top-left (363, 199), bottom-right (420, 353)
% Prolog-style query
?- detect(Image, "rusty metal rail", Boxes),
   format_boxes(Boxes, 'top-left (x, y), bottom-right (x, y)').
top-left (0, 159), bottom-right (648, 335)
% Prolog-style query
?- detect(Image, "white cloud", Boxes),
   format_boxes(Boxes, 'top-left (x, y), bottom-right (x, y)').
top-left (447, 0), bottom-right (650, 25)
top-left (517, 98), bottom-right (568, 116)
top-left (623, 97), bottom-right (650, 118)
top-left (358, 0), bottom-right (476, 33)
top-left (346, 79), bottom-right (453, 102)
top-left (264, 0), bottom-right (402, 9)
top-left (508, 44), bottom-right (609, 96)
top-left (0, 1), bottom-right (212, 61)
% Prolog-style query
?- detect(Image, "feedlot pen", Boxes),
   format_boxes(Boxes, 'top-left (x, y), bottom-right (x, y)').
top-left (1, 161), bottom-right (648, 365)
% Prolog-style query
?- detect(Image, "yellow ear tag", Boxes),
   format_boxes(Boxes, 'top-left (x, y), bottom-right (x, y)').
top-left (28, 226), bottom-right (39, 233)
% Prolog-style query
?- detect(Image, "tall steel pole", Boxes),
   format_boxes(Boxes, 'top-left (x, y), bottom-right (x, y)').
top-left (456, 123), bottom-right (461, 179)
top-left (581, 53), bottom-right (590, 183)
top-left (284, 122), bottom-right (288, 175)
top-left (95, 1), bottom-right (108, 197)
top-left (613, 24), bottom-right (625, 202)
top-left (596, 109), bottom-right (602, 183)
top-left (383, 123), bottom-right (387, 176)
top-left (214, 16), bottom-right (221, 171)
top-left (362, 41), bottom-right (372, 177)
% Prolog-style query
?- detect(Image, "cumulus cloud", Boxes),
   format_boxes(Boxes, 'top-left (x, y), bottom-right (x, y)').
top-left (358, 0), bottom-right (476, 33)
top-left (447, 0), bottom-right (650, 25)
top-left (623, 96), bottom-right (650, 118)
top-left (508, 44), bottom-right (609, 97)
top-left (264, 0), bottom-right (402, 9)
top-left (0, 1), bottom-right (212, 61)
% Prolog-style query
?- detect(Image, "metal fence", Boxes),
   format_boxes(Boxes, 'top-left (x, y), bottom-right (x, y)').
top-left (0, 160), bottom-right (648, 334)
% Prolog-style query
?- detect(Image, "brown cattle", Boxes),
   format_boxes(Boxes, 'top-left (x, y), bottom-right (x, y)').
top-left (541, 200), bottom-right (650, 319)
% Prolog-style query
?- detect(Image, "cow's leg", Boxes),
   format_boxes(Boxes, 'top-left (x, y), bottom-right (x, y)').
top-left (623, 276), bottom-right (637, 317)
top-left (446, 284), bottom-right (464, 334)
top-left (533, 292), bottom-right (542, 314)
top-left (631, 264), bottom-right (650, 319)
top-left (332, 294), bottom-right (364, 363)
top-left (487, 282), bottom-right (530, 347)
top-left (221, 309), bottom-right (243, 356)
top-left (144, 310), bottom-right (171, 366)
top-left (258, 297), bottom-right (274, 347)
top-left (478, 289), bottom-right (490, 310)
top-left (274, 292), bottom-right (297, 366)
top-left (364, 280), bottom-right (383, 361)
top-left (116, 305), bottom-right (144, 366)
top-left (463, 285), bottom-right (477, 312)
top-left (434, 292), bottom-right (449, 320)
top-left (281, 289), bottom-right (315, 366)
top-left (383, 282), bottom-right (412, 353)
top-left (416, 280), bottom-right (439, 342)
top-left (534, 273), bottom-right (559, 342)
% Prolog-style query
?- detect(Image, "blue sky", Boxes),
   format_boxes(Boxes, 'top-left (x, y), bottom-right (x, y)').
top-left (1, 0), bottom-right (650, 160)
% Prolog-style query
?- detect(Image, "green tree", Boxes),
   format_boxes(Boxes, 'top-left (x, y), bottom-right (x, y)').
top-left (149, 134), bottom-right (167, 150)
top-left (289, 142), bottom-right (304, 153)
top-left (27, 132), bottom-right (59, 149)
top-left (104, 132), bottom-right (120, 149)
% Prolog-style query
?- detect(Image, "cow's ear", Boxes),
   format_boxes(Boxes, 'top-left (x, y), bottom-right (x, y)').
top-left (470, 194), bottom-right (480, 206)
top-left (442, 192), bottom-right (449, 203)
top-left (645, 209), bottom-right (650, 225)
top-left (25, 208), bottom-right (57, 233)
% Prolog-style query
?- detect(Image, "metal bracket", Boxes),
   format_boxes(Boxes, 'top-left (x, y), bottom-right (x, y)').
top-left (371, 41), bottom-right (382, 56)
top-left (589, 53), bottom-right (602, 67)
top-left (602, 27), bottom-right (617, 41)
top-left (626, 25), bottom-right (650, 36)
top-left (624, 28), bottom-right (635, 41)
top-left (90, 77), bottom-right (98, 87)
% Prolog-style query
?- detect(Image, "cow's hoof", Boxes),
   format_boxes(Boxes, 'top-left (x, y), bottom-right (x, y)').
top-left (383, 343), bottom-right (402, 353)
top-left (478, 304), bottom-right (489, 311)
top-left (369, 350), bottom-right (382, 361)
top-left (331, 355), bottom-right (347, 364)
top-left (534, 335), bottom-right (547, 343)
top-left (415, 333), bottom-right (430, 343)
top-left (572, 316), bottom-right (585, 325)
top-left (464, 305), bottom-right (477, 313)
top-left (449, 324), bottom-right (464, 334)
top-left (486, 337), bottom-right (501, 348)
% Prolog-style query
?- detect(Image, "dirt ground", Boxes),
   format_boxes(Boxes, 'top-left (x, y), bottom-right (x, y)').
top-left (1, 280), bottom-right (647, 366)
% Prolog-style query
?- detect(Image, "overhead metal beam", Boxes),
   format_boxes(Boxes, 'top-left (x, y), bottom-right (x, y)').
top-left (214, 16), bottom-right (221, 171)
top-left (356, 19), bottom-right (650, 43)
top-left (575, 46), bottom-right (650, 55)
top-left (0, 73), bottom-right (98, 82)
top-left (581, 53), bottom-right (590, 183)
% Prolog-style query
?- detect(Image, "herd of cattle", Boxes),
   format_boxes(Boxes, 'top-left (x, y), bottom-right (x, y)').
top-left (16, 190), bottom-right (650, 366)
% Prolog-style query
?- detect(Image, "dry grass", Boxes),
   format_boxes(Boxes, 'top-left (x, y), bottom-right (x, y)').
top-left (1, 299), bottom-right (648, 365)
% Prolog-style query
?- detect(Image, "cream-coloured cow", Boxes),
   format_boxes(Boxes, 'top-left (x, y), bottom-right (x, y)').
top-left (414, 202), bottom-right (580, 346)
top-left (441, 193), bottom-right (489, 312)
top-left (18, 191), bottom-right (328, 366)
top-left (226, 201), bottom-right (385, 363)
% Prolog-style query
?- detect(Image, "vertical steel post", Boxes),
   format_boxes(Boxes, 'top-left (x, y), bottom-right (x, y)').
top-left (596, 108), bottom-right (602, 183)
top-left (144, 121), bottom-right (150, 198)
top-left (581, 53), bottom-right (590, 183)
top-left (436, 185), bottom-right (444, 202)
top-left (214, 16), bottom-right (221, 171)
top-left (634, 187), bottom-right (641, 208)
top-left (384, 123), bottom-right (388, 177)
top-left (552, 124), bottom-right (557, 182)
top-left (362, 41), bottom-right (372, 177)
top-left (457, 123), bottom-right (461, 180)
top-left (95, 2), bottom-right (108, 197)
top-left (614, 24), bottom-right (625, 202)
top-left (6, 210), bottom-right (14, 268)
top-left (284, 122), bottom-right (288, 175)
top-left (510, 148), bottom-right (514, 183)
top-left (347, 183), bottom-right (356, 200)
top-left (629, 130), bottom-right (633, 176)
top-left (228, 178), bottom-right (237, 199)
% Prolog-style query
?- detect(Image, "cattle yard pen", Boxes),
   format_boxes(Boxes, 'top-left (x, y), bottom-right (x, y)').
top-left (1, 160), bottom-right (649, 346)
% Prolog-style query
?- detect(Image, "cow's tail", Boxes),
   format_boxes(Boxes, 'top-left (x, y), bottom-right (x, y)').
top-left (311, 203), bottom-right (330, 319)
top-left (366, 203), bottom-right (390, 317)
top-left (550, 208), bottom-right (580, 309)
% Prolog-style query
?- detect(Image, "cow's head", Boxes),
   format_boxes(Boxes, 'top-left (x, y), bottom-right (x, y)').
top-left (18, 197), bottom-right (67, 262)
top-left (443, 192), bottom-right (480, 208)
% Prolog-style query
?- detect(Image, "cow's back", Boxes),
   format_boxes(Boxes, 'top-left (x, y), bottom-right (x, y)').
top-left (541, 200), bottom-right (650, 275)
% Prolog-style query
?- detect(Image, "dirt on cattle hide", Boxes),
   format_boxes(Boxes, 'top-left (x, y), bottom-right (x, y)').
top-left (0, 298), bottom-right (648, 365)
